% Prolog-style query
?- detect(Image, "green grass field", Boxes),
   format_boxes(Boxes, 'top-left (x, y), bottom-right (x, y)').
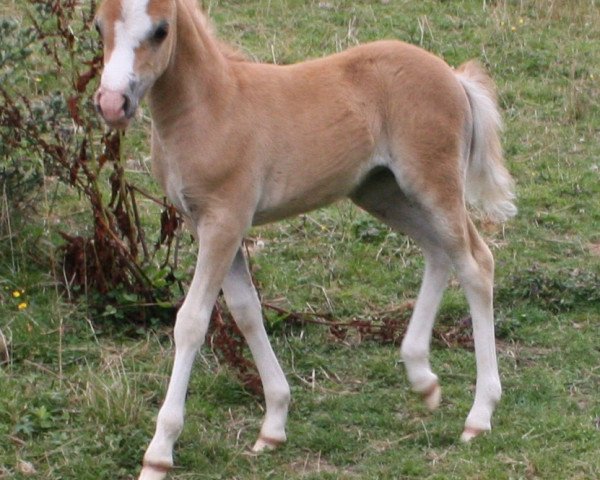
top-left (1, 0), bottom-right (599, 478)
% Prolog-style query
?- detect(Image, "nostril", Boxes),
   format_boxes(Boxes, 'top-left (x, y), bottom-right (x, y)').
top-left (97, 89), bottom-right (132, 124)
top-left (122, 94), bottom-right (131, 117)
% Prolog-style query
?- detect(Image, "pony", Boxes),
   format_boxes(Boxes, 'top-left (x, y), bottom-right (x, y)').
top-left (93, 0), bottom-right (516, 477)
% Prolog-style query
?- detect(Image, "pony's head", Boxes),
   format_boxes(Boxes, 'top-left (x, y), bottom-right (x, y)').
top-left (94, 0), bottom-right (176, 129)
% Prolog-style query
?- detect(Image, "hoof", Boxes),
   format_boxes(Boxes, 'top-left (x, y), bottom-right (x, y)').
top-left (460, 426), bottom-right (488, 443)
top-left (420, 382), bottom-right (442, 411)
top-left (251, 435), bottom-right (284, 453)
top-left (139, 461), bottom-right (171, 480)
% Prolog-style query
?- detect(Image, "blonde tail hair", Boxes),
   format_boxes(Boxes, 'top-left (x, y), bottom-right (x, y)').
top-left (456, 61), bottom-right (517, 223)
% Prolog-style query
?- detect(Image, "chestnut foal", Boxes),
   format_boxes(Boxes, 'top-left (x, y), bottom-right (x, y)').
top-left (93, 0), bottom-right (516, 477)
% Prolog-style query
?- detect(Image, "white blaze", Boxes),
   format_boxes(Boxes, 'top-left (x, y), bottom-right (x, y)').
top-left (101, 0), bottom-right (152, 91)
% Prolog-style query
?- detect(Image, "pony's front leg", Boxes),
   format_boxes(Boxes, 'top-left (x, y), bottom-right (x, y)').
top-left (139, 221), bottom-right (243, 480)
top-left (222, 249), bottom-right (290, 451)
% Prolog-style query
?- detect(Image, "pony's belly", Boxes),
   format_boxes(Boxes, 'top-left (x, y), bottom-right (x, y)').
top-left (252, 191), bottom-right (345, 226)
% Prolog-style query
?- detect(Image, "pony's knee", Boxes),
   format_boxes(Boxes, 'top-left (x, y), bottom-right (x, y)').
top-left (173, 306), bottom-right (210, 348)
top-left (227, 295), bottom-right (262, 335)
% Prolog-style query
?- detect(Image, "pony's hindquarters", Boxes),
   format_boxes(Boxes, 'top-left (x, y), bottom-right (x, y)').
top-left (352, 55), bottom-right (513, 440)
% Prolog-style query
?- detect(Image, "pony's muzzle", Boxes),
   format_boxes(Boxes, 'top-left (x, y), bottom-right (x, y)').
top-left (94, 86), bottom-right (134, 129)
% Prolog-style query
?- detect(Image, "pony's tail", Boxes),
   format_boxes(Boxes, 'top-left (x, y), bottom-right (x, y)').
top-left (455, 61), bottom-right (517, 223)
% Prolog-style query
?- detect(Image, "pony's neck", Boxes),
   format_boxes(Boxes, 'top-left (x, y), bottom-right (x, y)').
top-left (148, 0), bottom-right (232, 132)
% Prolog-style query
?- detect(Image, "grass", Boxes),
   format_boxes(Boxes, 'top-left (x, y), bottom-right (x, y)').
top-left (1, 0), bottom-right (600, 479)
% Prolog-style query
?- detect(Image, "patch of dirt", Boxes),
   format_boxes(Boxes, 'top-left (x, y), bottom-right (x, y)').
top-left (497, 340), bottom-right (554, 367)
top-left (286, 452), bottom-right (359, 478)
top-left (588, 242), bottom-right (600, 257)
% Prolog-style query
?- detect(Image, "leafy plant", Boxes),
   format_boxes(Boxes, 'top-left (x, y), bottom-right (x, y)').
top-left (0, 17), bottom-right (45, 205)
top-left (0, 0), bottom-right (182, 322)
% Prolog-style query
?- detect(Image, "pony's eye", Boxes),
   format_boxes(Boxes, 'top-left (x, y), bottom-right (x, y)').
top-left (94, 20), bottom-right (102, 37)
top-left (152, 22), bottom-right (169, 43)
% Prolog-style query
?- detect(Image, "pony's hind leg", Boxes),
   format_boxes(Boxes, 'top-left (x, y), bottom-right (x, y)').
top-left (221, 248), bottom-right (290, 451)
top-left (351, 168), bottom-right (451, 410)
top-left (351, 167), bottom-right (502, 439)
top-left (400, 246), bottom-right (450, 410)
top-left (454, 218), bottom-right (501, 440)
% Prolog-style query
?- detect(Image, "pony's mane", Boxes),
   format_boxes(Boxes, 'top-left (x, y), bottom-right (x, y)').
top-left (193, 1), bottom-right (248, 62)
top-left (217, 40), bottom-right (249, 62)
